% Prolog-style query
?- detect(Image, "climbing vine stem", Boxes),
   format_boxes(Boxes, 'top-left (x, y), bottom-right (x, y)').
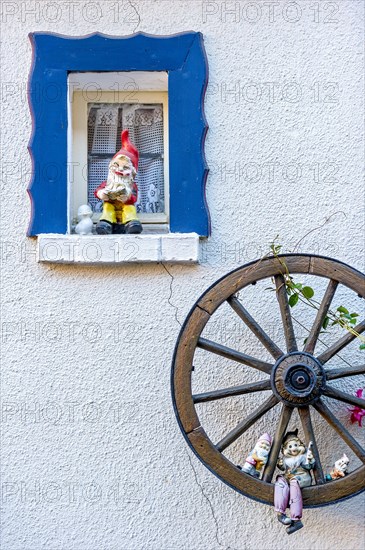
top-left (268, 239), bottom-right (365, 349)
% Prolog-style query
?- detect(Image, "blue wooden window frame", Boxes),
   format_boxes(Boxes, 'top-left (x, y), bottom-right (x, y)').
top-left (27, 32), bottom-right (210, 236)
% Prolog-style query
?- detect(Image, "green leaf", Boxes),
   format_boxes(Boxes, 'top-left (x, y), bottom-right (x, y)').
top-left (270, 242), bottom-right (282, 256)
top-left (322, 316), bottom-right (330, 329)
top-left (360, 343), bottom-right (365, 350)
top-left (337, 306), bottom-right (349, 314)
top-left (350, 312), bottom-right (359, 317)
top-left (289, 293), bottom-right (299, 307)
top-left (302, 286), bottom-right (314, 299)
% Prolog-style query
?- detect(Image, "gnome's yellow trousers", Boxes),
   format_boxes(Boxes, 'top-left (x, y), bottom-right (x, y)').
top-left (100, 202), bottom-right (138, 224)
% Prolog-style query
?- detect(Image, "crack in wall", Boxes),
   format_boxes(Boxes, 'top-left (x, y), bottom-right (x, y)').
top-left (162, 266), bottom-right (229, 548)
top-left (126, 0), bottom-right (141, 33)
top-left (186, 451), bottom-right (226, 550)
top-left (290, 210), bottom-right (346, 253)
top-left (161, 263), bottom-right (181, 327)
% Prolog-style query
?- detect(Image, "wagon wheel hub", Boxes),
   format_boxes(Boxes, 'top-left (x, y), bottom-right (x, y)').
top-left (271, 352), bottom-right (325, 405)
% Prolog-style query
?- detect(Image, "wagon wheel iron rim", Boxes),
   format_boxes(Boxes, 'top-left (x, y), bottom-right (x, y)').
top-left (171, 254), bottom-right (365, 507)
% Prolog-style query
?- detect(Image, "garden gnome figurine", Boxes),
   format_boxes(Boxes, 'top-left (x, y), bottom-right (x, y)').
top-left (274, 429), bottom-right (315, 534)
top-left (75, 204), bottom-right (93, 235)
top-left (326, 454), bottom-right (349, 481)
top-left (242, 433), bottom-right (272, 478)
top-left (95, 129), bottom-right (143, 235)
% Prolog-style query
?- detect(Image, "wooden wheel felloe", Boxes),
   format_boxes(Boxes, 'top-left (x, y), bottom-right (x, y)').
top-left (171, 255), bottom-right (365, 507)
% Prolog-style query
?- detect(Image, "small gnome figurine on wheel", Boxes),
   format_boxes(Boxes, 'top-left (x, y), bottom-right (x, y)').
top-left (274, 429), bottom-right (315, 534)
top-left (326, 453), bottom-right (350, 481)
top-left (242, 433), bottom-right (272, 478)
top-left (95, 130), bottom-right (143, 235)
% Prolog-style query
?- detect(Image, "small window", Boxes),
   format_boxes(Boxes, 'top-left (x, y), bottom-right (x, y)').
top-left (69, 73), bottom-right (169, 230)
top-left (28, 32), bottom-right (210, 237)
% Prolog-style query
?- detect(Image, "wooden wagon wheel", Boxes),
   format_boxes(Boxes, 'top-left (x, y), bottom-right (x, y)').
top-left (171, 254), bottom-right (365, 507)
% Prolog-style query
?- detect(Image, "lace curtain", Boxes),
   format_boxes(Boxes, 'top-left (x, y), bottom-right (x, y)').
top-left (87, 103), bottom-right (165, 215)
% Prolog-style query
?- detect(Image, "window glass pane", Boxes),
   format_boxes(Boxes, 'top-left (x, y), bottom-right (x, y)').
top-left (87, 103), bottom-right (165, 216)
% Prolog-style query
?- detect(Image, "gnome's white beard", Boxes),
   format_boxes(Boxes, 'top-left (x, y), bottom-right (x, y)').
top-left (255, 447), bottom-right (270, 460)
top-left (283, 454), bottom-right (305, 471)
top-left (104, 172), bottom-right (134, 202)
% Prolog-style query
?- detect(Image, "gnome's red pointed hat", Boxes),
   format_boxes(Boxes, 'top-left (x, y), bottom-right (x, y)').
top-left (112, 129), bottom-right (139, 170)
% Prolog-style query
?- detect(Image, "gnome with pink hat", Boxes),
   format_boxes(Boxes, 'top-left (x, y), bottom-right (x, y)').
top-left (95, 129), bottom-right (143, 234)
top-left (242, 433), bottom-right (272, 478)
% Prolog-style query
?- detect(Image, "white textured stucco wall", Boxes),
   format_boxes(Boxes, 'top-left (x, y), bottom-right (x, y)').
top-left (1, 1), bottom-right (365, 549)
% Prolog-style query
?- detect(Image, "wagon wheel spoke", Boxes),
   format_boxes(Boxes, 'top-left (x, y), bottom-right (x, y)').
top-left (193, 379), bottom-right (271, 404)
top-left (274, 274), bottom-right (298, 353)
top-left (262, 405), bottom-right (293, 483)
top-left (322, 386), bottom-right (365, 409)
top-left (227, 296), bottom-right (283, 360)
top-left (298, 406), bottom-right (325, 484)
top-left (216, 394), bottom-right (279, 452)
top-left (304, 279), bottom-right (338, 354)
top-left (313, 399), bottom-right (365, 463)
top-left (325, 364), bottom-right (365, 380)
top-left (317, 320), bottom-right (365, 364)
top-left (197, 337), bottom-right (273, 374)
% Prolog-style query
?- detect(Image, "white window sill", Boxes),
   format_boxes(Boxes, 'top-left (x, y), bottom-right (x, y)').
top-left (37, 233), bottom-right (199, 264)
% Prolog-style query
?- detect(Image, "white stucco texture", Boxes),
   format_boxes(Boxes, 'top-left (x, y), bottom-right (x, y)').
top-left (1, 1), bottom-right (364, 549)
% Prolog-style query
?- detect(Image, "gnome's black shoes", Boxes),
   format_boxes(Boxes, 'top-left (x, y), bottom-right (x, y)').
top-left (277, 513), bottom-right (291, 526)
top-left (96, 219), bottom-right (142, 235)
top-left (125, 220), bottom-right (143, 234)
top-left (286, 520), bottom-right (303, 534)
top-left (96, 220), bottom-right (113, 235)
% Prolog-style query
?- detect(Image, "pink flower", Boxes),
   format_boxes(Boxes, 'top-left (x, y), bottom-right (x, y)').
top-left (348, 389), bottom-right (365, 427)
